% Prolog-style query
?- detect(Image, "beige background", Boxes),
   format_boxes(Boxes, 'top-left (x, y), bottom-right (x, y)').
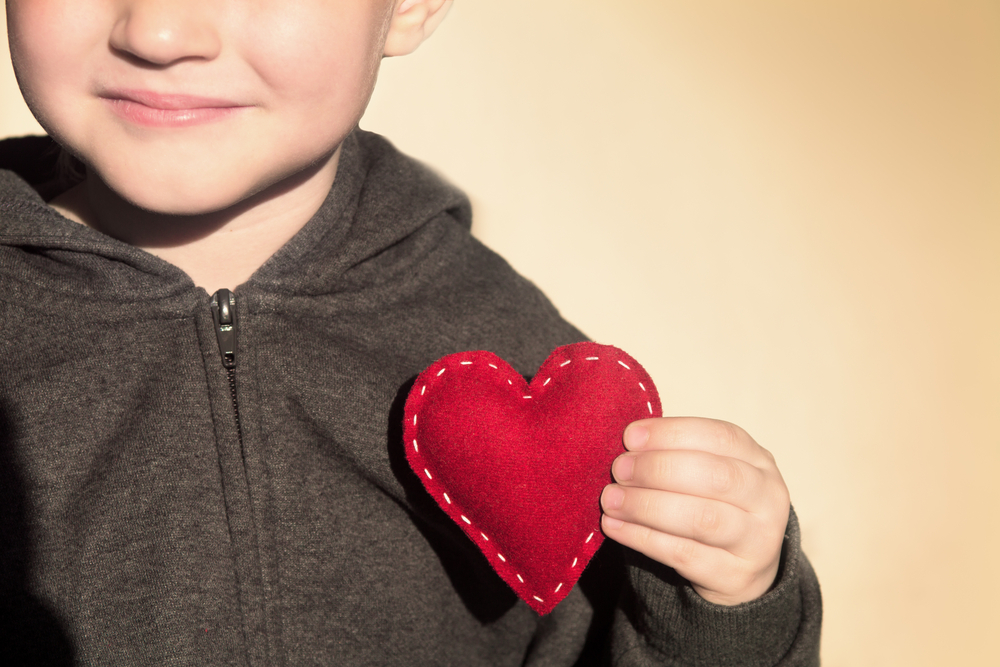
top-left (3, 2), bottom-right (998, 665)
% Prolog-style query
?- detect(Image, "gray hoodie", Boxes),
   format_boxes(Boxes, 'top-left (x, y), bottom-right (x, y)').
top-left (0, 130), bottom-right (821, 666)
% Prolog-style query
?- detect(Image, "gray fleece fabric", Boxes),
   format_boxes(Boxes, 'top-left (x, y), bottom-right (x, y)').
top-left (0, 130), bottom-right (821, 666)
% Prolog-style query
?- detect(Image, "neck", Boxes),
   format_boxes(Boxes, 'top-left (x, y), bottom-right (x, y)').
top-left (50, 147), bottom-right (341, 294)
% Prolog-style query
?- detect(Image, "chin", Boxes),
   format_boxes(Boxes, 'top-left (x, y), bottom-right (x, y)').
top-left (102, 144), bottom-right (336, 216)
top-left (97, 164), bottom-right (263, 217)
top-left (123, 184), bottom-right (248, 216)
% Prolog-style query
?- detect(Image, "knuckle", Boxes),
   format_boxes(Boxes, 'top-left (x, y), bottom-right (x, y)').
top-left (760, 446), bottom-right (777, 467)
top-left (692, 503), bottom-right (722, 541)
top-left (645, 451), bottom-right (673, 485)
top-left (716, 420), bottom-right (745, 455)
top-left (634, 489), bottom-right (658, 521)
top-left (710, 458), bottom-right (743, 495)
top-left (762, 472), bottom-right (791, 516)
top-left (671, 537), bottom-right (698, 567)
top-left (774, 481), bottom-right (791, 511)
top-left (629, 523), bottom-right (656, 552)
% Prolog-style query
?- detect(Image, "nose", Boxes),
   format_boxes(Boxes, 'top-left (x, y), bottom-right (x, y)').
top-left (110, 1), bottom-right (222, 66)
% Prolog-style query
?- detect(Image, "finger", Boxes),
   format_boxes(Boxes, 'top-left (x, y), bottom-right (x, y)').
top-left (612, 449), bottom-right (770, 510)
top-left (624, 417), bottom-right (776, 470)
top-left (601, 484), bottom-right (750, 550)
top-left (600, 514), bottom-right (766, 605)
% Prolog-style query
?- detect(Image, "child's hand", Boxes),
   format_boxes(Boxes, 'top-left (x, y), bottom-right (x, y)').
top-left (600, 418), bottom-right (790, 606)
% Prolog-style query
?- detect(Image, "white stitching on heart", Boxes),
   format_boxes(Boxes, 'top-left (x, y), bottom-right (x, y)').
top-left (414, 348), bottom-right (655, 609)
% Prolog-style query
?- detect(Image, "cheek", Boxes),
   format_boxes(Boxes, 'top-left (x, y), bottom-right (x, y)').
top-left (237, 4), bottom-right (388, 128)
top-left (7, 1), bottom-right (108, 136)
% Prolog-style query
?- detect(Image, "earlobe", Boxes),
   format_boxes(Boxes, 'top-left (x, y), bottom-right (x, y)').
top-left (383, 0), bottom-right (453, 57)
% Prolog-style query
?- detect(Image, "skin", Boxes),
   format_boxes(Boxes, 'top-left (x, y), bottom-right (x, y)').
top-left (5, 0), bottom-right (453, 292)
top-left (7, 0), bottom-right (791, 607)
top-left (602, 418), bottom-right (790, 605)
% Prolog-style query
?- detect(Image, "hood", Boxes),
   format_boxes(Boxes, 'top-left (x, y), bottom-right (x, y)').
top-left (0, 130), bottom-right (472, 305)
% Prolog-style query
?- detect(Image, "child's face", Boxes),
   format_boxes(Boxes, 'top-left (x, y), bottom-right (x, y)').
top-left (6, 0), bottom-right (397, 215)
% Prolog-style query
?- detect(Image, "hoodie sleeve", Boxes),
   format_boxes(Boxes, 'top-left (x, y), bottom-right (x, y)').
top-left (606, 507), bottom-right (822, 667)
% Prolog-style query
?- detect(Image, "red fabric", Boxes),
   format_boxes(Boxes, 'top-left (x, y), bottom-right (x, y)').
top-left (403, 342), bottom-right (662, 615)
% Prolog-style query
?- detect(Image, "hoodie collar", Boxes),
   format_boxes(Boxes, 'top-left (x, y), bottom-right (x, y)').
top-left (249, 130), bottom-right (471, 296)
top-left (0, 130), bottom-right (471, 304)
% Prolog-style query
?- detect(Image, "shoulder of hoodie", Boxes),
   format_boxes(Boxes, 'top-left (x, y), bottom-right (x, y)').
top-left (344, 130), bottom-right (558, 310)
top-left (347, 131), bottom-right (587, 350)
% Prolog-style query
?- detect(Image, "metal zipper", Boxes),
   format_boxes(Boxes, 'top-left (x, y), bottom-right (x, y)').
top-left (211, 288), bottom-right (242, 443)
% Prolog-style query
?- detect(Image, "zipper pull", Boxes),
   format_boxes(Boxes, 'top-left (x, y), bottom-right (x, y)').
top-left (210, 289), bottom-right (237, 369)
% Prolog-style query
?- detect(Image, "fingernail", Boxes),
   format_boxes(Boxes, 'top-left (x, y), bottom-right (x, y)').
top-left (624, 423), bottom-right (649, 451)
top-left (613, 454), bottom-right (635, 482)
top-left (602, 515), bottom-right (624, 530)
top-left (602, 484), bottom-right (625, 510)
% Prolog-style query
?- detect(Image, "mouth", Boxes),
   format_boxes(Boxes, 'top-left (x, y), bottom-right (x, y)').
top-left (101, 89), bottom-right (249, 128)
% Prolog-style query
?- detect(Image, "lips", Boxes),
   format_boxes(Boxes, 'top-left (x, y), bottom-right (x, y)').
top-left (102, 89), bottom-right (248, 128)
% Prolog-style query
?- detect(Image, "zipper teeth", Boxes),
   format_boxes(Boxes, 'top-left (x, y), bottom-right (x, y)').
top-left (227, 367), bottom-right (243, 444)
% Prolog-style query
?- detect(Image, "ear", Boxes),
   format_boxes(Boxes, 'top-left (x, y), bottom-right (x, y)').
top-left (383, 0), bottom-right (453, 57)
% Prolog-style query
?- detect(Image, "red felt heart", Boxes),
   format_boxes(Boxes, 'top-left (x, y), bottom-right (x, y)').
top-left (403, 342), bottom-right (661, 615)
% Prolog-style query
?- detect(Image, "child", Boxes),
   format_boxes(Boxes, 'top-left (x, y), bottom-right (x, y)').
top-left (0, 0), bottom-right (821, 664)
